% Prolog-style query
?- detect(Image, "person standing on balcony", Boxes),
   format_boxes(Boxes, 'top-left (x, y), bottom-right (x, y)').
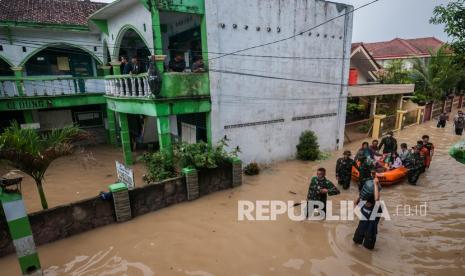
top-left (168, 53), bottom-right (186, 72)
top-left (121, 56), bottom-right (130, 75)
top-left (191, 57), bottom-right (205, 73)
top-left (130, 57), bottom-right (144, 75)
top-left (148, 55), bottom-right (162, 98)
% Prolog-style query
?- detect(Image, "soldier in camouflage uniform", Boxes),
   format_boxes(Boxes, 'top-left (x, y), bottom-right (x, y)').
top-left (406, 145), bottom-right (426, 185)
top-left (356, 155), bottom-right (375, 191)
top-left (336, 150), bottom-right (355, 190)
top-left (307, 168), bottom-right (340, 218)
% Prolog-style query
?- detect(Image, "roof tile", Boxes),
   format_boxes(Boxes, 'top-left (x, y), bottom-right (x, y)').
top-left (0, 0), bottom-right (106, 27)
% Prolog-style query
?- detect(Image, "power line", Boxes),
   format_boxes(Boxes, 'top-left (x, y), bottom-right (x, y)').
top-left (208, 0), bottom-right (380, 62)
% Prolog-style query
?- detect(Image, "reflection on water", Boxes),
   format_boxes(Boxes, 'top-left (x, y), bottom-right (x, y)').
top-left (1, 120), bottom-right (465, 275)
top-left (44, 247), bottom-right (154, 276)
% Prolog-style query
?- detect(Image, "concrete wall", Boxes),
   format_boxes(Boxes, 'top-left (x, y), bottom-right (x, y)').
top-left (0, 28), bottom-right (103, 68)
top-left (104, 2), bottom-right (154, 60)
top-left (0, 163), bottom-right (238, 257)
top-left (205, 0), bottom-right (354, 163)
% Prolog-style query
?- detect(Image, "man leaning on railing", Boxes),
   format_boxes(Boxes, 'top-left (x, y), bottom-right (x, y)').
top-left (148, 55), bottom-right (162, 98)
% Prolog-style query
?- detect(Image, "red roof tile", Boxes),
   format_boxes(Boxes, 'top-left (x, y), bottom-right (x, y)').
top-left (0, 0), bottom-right (106, 27)
top-left (363, 37), bottom-right (445, 59)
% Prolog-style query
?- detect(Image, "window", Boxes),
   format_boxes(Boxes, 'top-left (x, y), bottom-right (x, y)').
top-left (0, 45), bottom-right (3, 51)
top-left (74, 111), bottom-right (103, 128)
top-left (22, 46), bottom-right (27, 52)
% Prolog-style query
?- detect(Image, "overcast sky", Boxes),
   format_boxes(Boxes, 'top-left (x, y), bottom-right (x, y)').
top-left (94, 0), bottom-right (450, 43)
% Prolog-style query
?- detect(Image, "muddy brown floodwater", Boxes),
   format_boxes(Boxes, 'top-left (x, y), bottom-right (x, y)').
top-left (1, 120), bottom-right (465, 275)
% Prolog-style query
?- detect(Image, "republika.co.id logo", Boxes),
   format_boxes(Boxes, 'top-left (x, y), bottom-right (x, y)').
top-left (237, 200), bottom-right (427, 221)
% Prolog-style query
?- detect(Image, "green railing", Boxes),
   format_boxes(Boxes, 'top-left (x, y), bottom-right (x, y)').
top-left (104, 72), bottom-right (210, 99)
top-left (0, 76), bottom-right (105, 97)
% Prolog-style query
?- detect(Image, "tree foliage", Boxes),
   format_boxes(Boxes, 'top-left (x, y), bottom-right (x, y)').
top-left (139, 150), bottom-right (176, 183)
top-left (0, 122), bottom-right (88, 209)
top-left (411, 46), bottom-right (462, 101)
top-left (296, 131), bottom-right (320, 161)
top-left (377, 59), bottom-right (413, 84)
top-left (174, 138), bottom-right (239, 170)
top-left (430, 0), bottom-right (465, 56)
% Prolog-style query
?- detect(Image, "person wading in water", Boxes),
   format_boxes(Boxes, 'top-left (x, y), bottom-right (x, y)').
top-left (379, 131), bottom-right (397, 154)
top-left (306, 168), bottom-right (340, 219)
top-left (353, 169), bottom-right (382, 250)
top-left (336, 150), bottom-right (355, 190)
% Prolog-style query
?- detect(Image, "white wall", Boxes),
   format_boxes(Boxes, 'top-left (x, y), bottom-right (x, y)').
top-left (0, 28), bottom-right (103, 67)
top-left (205, 0), bottom-right (353, 163)
top-left (104, 2), bottom-right (153, 60)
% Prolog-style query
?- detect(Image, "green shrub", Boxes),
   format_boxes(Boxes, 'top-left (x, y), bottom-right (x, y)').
top-left (357, 123), bottom-right (371, 133)
top-left (244, 162), bottom-right (260, 175)
top-left (296, 130), bottom-right (320, 161)
top-left (174, 138), bottom-right (239, 170)
top-left (139, 150), bottom-right (177, 183)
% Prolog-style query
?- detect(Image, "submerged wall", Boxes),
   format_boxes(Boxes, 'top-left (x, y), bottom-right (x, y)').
top-left (0, 162), bottom-right (238, 257)
top-left (205, 0), bottom-right (354, 163)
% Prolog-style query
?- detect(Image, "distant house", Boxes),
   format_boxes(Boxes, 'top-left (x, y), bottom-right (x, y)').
top-left (363, 37), bottom-right (445, 70)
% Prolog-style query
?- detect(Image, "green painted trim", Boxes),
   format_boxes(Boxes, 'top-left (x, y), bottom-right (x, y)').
top-left (200, 15), bottom-right (209, 62)
top-left (156, 0), bottom-right (205, 14)
top-left (230, 157), bottom-right (242, 164)
top-left (109, 182), bottom-right (128, 193)
top-left (23, 110), bottom-right (34, 123)
top-left (106, 108), bottom-right (117, 146)
top-left (182, 167), bottom-right (197, 175)
top-left (206, 111), bottom-right (212, 145)
top-left (0, 20), bottom-right (88, 32)
top-left (0, 189), bottom-right (21, 202)
top-left (0, 94), bottom-right (106, 111)
top-left (118, 113), bottom-right (133, 165)
top-left (106, 96), bottom-right (211, 116)
top-left (157, 116), bottom-right (172, 151)
top-left (91, 19), bottom-right (109, 35)
top-left (19, 42), bottom-right (103, 67)
top-left (18, 253), bottom-right (41, 274)
top-left (138, 0), bottom-right (149, 10)
top-left (150, 3), bottom-right (164, 72)
top-left (13, 69), bottom-right (24, 96)
top-left (113, 24), bottom-right (152, 59)
top-left (7, 217), bottom-right (33, 239)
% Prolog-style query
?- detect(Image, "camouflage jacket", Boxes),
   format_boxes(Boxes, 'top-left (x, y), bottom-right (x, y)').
top-left (336, 157), bottom-right (355, 178)
top-left (358, 161), bottom-right (374, 181)
top-left (307, 176), bottom-right (340, 201)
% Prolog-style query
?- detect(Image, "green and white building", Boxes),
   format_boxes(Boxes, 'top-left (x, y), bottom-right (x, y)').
top-left (0, 0), bottom-right (354, 164)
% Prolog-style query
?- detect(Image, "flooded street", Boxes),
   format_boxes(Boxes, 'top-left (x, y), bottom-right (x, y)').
top-left (1, 119), bottom-right (465, 275)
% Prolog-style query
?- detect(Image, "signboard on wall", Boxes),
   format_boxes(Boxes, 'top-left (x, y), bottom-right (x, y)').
top-left (57, 57), bottom-right (70, 71)
top-left (115, 161), bottom-right (135, 190)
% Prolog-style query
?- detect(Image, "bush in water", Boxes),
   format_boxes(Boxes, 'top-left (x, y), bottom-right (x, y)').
top-left (244, 162), bottom-right (260, 176)
top-left (140, 150), bottom-right (177, 183)
top-left (296, 130), bottom-right (320, 161)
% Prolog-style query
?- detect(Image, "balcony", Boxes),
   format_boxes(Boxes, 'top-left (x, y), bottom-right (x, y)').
top-left (0, 76), bottom-right (105, 97)
top-left (104, 72), bottom-right (210, 99)
top-left (348, 83), bottom-right (415, 97)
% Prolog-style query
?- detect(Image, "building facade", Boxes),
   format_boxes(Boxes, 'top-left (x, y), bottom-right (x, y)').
top-left (0, 0), bottom-right (354, 164)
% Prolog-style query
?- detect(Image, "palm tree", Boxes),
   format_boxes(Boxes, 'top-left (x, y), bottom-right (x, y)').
top-left (411, 46), bottom-right (461, 101)
top-left (0, 122), bottom-right (88, 209)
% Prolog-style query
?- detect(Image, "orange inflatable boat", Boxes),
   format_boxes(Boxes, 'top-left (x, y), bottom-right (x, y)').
top-left (351, 163), bottom-right (408, 186)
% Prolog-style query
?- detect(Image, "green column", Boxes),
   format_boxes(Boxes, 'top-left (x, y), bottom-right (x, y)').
top-left (150, 2), bottom-right (165, 72)
top-left (157, 116), bottom-right (172, 152)
top-left (11, 67), bottom-right (24, 96)
top-left (206, 112), bottom-right (212, 145)
top-left (110, 61), bottom-right (122, 75)
top-left (119, 113), bottom-right (133, 165)
top-left (0, 189), bottom-right (41, 275)
top-left (101, 65), bottom-right (112, 76)
top-left (23, 110), bottom-right (34, 124)
top-left (106, 108), bottom-right (117, 146)
top-left (200, 14), bottom-right (209, 62)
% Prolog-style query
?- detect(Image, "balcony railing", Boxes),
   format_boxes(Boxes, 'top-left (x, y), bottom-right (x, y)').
top-left (0, 76), bottom-right (105, 97)
top-left (104, 72), bottom-right (210, 99)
